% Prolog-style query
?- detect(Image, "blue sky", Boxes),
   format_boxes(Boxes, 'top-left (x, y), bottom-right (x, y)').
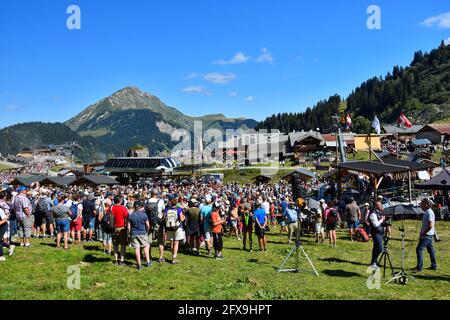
top-left (0, 0), bottom-right (449, 128)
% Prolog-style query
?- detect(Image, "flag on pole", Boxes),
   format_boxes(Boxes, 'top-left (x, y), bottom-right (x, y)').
top-left (398, 112), bottom-right (412, 128)
top-left (372, 115), bottom-right (381, 134)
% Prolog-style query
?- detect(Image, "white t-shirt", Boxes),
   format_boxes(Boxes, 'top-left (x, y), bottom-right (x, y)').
top-left (147, 198), bottom-right (165, 219)
top-left (0, 207), bottom-right (7, 220)
top-left (262, 201), bottom-right (270, 215)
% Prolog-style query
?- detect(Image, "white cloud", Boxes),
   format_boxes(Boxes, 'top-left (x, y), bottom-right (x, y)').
top-left (256, 48), bottom-right (274, 64)
top-left (444, 37), bottom-right (450, 45)
top-left (229, 91), bottom-right (238, 97)
top-left (245, 96), bottom-right (255, 102)
top-left (204, 72), bottom-right (236, 84)
top-left (182, 86), bottom-right (212, 96)
top-left (186, 73), bottom-right (200, 79)
top-left (4, 105), bottom-right (21, 112)
top-left (420, 12), bottom-right (450, 29)
top-left (215, 52), bottom-right (249, 65)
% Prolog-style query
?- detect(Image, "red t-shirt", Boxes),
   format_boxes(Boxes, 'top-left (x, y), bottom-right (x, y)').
top-left (111, 205), bottom-right (128, 228)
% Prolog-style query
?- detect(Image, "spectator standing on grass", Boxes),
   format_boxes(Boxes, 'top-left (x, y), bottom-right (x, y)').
top-left (52, 194), bottom-right (71, 250)
top-left (70, 194), bottom-right (83, 245)
top-left (414, 198), bottom-right (437, 272)
top-left (164, 194), bottom-right (185, 265)
top-left (200, 196), bottom-right (213, 256)
top-left (240, 203), bottom-right (253, 252)
top-left (284, 202), bottom-right (298, 245)
top-left (145, 188), bottom-right (166, 263)
top-left (82, 194), bottom-right (96, 242)
top-left (211, 202), bottom-right (225, 260)
top-left (128, 200), bottom-right (152, 270)
top-left (368, 201), bottom-right (386, 268)
top-left (111, 195), bottom-right (129, 266)
top-left (185, 198), bottom-right (201, 255)
top-left (0, 199), bottom-right (14, 261)
top-left (253, 201), bottom-right (268, 252)
top-left (13, 186), bottom-right (33, 247)
top-left (325, 202), bottom-right (340, 247)
top-left (345, 197), bottom-right (361, 241)
top-left (228, 203), bottom-right (240, 240)
top-left (99, 198), bottom-right (113, 255)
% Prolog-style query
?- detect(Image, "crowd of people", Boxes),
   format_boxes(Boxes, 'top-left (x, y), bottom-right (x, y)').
top-left (0, 176), bottom-right (439, 273)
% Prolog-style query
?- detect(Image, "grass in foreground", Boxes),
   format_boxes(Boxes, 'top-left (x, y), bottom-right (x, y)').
top-left (0, 220), bottom-right (449, 300)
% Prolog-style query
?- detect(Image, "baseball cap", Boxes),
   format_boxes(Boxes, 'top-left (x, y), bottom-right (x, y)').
top-left (168, 194), bottom-right (178, 201)
top-left (17, 186), bottom-right (28, 192)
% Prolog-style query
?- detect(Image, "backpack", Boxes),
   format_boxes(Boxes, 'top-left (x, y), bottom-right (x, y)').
top-left (145, 200), bottom-right (161, 228)
top-left (326, 209), bottom-right (338, 225)
top-left (36, 198), bottom-right (47, 213)
top-left (101, 207), bottom-right (115, 234)
top-left (70, 203), bottom-right (79, 220)
top-left (165, 208), bottom-right (180, 231)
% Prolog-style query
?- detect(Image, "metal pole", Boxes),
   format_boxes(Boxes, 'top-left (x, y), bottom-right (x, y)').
top-left (408, 170), bottom-right (413, 203)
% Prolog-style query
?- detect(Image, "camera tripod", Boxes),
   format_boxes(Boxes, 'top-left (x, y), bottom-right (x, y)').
top-left (377, 236), bottom-right (396, 279)
top-left (385, 227), bottom-right (422, 287)
top-left (277, 218), bottom-right (319, 276)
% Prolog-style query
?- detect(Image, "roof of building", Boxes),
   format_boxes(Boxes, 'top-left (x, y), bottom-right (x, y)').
top-left (411, 138), bottom-right (432, 145)
top-left (383, 125), bottom-right (423, 135)
top-left (11, 175), bottom-right (46, 187)
top-left (419, 124), bottom-right (450, 135)
top-left (41, 176), bottom-right (77, 186)
top-left (415, 169), bottom-right (450, 190)
top-left (72, 175), bottom-right (118, 186)
top-left (282, 168), bottom-right (316, 180)
top-left (337, 159), bottom-right (432, 175)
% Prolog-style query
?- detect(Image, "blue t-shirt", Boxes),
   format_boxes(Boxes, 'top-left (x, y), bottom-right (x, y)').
top-left (128, 210), bottom-right (148, 236)
top-left (280, 201), bottom-right (289, 214)
top-left (201, 205), bottom-right (212, 230)
top-left (254, 208), bottom-right (266, 225)
top-left (284, 208), bottom-right (298, 224)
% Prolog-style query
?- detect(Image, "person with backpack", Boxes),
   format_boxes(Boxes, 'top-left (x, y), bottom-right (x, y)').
top-left (33, 191), bottom-right (50, 238)
top-left (145, 188), bottom-right (165, 262)
top-left (82, 194), bottom-right (97, 242)
top-left (128, 200), bottom-right (152, 270)
top-left (164, 194), bottom-right (185, 265)
top-left (200, 196), bottom-right (213, 256)
top-left (69, 194), bottom-right (83, 245)
top-left (325, 201), bottom-right (340, 247)
top-left (99, 198), bottom-right (113, 255)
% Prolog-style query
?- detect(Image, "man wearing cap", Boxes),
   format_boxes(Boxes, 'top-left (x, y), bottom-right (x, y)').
top-left (185, 198), bottom-right (201, 255)
top-left (145, 188), bottom-right (166, 262)
top-left (127, 200), bottom-right (152, 270)
top-left (13, 186), bottom-right (33, 247)
top-left (413, 198), bottom-right (437, 272)
top-left (284, 202), bottom-right (298, 245)
top-left (240, 202), bottom-right (253, 252)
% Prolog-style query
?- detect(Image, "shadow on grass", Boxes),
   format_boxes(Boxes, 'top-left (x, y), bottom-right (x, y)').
top-left (40, 242), bottom-right (57, 248)
top-left (413, 274), bottom-right (450, 282)
top-left (83, 245), bottom-right (102, 252)
top-left (83, 254), bottom-right (111, 263)
top-left (319, 257), bottom-right (368, 266)
top-left (321, 269), bottom-right (362, 278)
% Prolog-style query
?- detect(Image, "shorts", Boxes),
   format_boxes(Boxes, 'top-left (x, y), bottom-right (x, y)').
top-left (103, 232), bottom-right (112, 244)
top-left (167, 228), bottom-right (185, 241)
top-left (230, 220), bottom-right (238, 227)
top-left (83, 217), bottom-right (96, 230)
top-left (70, 218), bottom-right (82, 231)
top-left (204, 230), bottom-right (212, 241)
top-left (55, 219), bottom-right (70, 233)
top-left (315, 223), bottom-right (324, 233)
top-left (112, 227), bottom-right (128, 246)
top-left (132, 234), bottom-right (151, 248)
top-left (45, 211), bottom-right (54, 224)
top-left (255, 224), bottom-right (266, 237)
top-left (34, 211), bottom-right (46, 226)
top-left (347, 220), bottom-right (359, 229)
top-left (326, 223), bottom-right (337, 231)
top-left (17, 216), bottom-right (33, 238)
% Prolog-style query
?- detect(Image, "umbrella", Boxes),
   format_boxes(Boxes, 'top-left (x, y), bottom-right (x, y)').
top-left (415, 169), bottom-right (450, 191)
top-left (382, 204), bottom-right (425, 220)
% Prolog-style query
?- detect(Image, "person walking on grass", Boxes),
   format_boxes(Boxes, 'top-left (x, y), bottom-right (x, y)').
top-left (52, 194), bottom-right (71, 250)
top-left (253, 201), bottom-right (268, 252)
top-left (211, 202), bottom-right (225, 260)
top-left (111, 195), bottom-right (129, 266)
top-left (13, 186), bottom-right (33, 248)
top-left (128, 200), bottom-right (152, 270)
top-left (0, 200), bottom-right (14, 261)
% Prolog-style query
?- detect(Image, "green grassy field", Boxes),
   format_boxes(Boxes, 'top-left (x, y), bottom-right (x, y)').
top-left (0, 220), bottom-right (449, 300)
